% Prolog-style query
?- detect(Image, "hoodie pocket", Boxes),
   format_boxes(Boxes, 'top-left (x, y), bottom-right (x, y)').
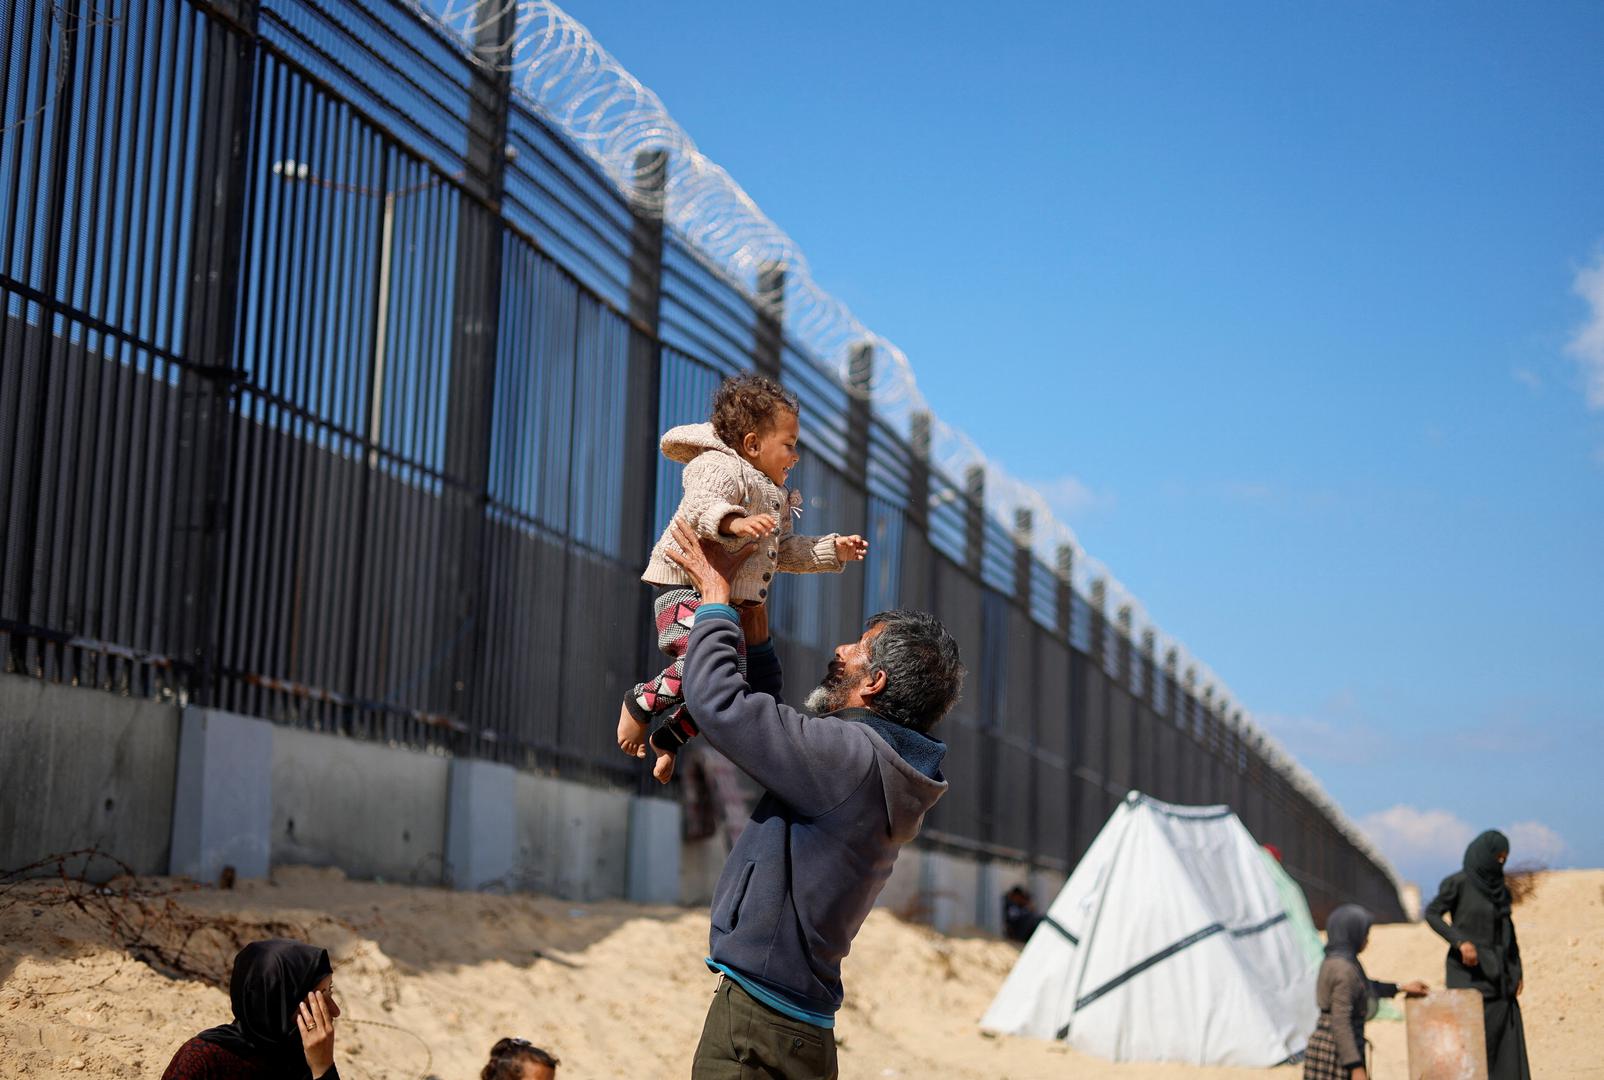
top-left (712, 860), bottom-right (756, 934)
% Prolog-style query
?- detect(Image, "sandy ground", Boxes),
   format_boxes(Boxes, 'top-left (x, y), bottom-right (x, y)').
top-left (1, 866), bottom-right (1600, 1079)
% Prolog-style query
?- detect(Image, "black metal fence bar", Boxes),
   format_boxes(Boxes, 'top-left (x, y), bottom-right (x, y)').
top-left (0, 0), bottom-right (1402, 921)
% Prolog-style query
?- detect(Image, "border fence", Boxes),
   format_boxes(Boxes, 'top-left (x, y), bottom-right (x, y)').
top-left (0, 0), bottom-right (1403, 921)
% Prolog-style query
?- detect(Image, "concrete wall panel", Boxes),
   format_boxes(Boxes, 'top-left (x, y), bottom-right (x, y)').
top-left (271, 727), bottom-right (449, 884)
top-left (169, 708), bottom-right (272, 883)
top-left (0, 674), bottom-right (178, 877)
top-left (513, 772), bottom-right (631, 900)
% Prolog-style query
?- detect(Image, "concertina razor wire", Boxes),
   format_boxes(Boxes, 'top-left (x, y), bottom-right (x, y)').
top-left (415, 0), bottom-right (1399, 890)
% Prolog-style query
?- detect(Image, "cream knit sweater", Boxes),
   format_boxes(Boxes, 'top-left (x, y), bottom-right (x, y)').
top-left (642, 423), bottom-right (842, 604)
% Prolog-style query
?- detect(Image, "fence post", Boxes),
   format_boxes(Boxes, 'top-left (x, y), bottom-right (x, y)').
top-left (903, 410), bottom-right (933, 612)
top-left (1164, 647), bottom-right (1180, 724)
top-left (1089, 578), bottom-right (1112, 811)
top-left (963, 465), bottom-right (985, 575)
top-left (847, 342), bottom-right (873, 467)
top-left (1089, 579), bottom-right (1107, 670)
top-left (1184, 665), bottom-right (1200, 798)
top-left (1054, 545), bottom-right (1073, 637)
top-left (6, 0), bottom-right (83, 676)
top-left (1141, 629), bottom-right (1157, 707)
top-left (1140, 627), bottom-right (1157, 797)
top-left (1013, 509), bottom-right (1033, 608)
top-left (754, 261), bottom-right (785, 379)
top-left (1223, 701), bottom-right (1240, 815)
top-left (1162, 646), bottom-right (1181, 798)
top-left (625, 151), bottom-right (669, 789)
top-left (1010, 507), bottom-right (1036, 863)
top-left (628, 149), bottom-right (668, 557)
top-left (1116, 606), bottom-right (1133, 687)
top-left (1054, 542), bottom-right (1075, 859)
top-left (629, 151), bottom-right (668, 323)
top-left (163, 0), bottom-right (261, 704)
top-left (845, 342), bottom-right (873, 629)
top-left (908, 410), bottom-right (931, 533)
top-left (1117, 605), bottom-right (1136, 792)
top-left (441, 3), bottom-right (517, 740)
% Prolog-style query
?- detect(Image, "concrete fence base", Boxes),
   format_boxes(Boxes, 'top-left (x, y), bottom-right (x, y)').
top-left (170, 708), bottom-right (273, 883)
top-left (2, 672), bottom-right (1031, 932)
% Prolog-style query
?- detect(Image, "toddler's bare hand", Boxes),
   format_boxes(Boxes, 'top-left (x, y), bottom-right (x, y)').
top-left (835, 535), bottom-right (868, 563)
top-left (728, 513), bottom-right (777, 538)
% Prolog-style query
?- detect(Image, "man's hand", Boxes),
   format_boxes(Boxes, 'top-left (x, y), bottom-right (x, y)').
top-left (1459, 941), bottom-right (1478, 968)
top-left (298, 991), bottom-right (336, 1078)
top-left (1516, 979), bottom-right (1523, 997)
top-left (835, 534), bottom-right (868, 563)
top-left (725, 513), bottom-right (777, 539)
top-left (1401, 980), bottom-right (1429, 997)
top-left (665, 517), bottom-right (757, 607)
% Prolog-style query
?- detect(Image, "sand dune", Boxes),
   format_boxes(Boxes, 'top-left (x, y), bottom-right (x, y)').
top-left (2, 866), bottom-right (1599, 1078)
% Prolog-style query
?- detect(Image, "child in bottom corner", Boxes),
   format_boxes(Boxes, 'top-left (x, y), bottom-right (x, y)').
top-left (617, 373), bottom-right (867, 783)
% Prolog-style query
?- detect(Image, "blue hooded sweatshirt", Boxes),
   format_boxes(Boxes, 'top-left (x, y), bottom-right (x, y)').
top-left (682, 606), bottom-right (949, 1026)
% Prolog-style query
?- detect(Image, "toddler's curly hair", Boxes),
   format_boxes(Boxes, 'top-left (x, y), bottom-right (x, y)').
top-left (710, 373), bottom-right (799, 449)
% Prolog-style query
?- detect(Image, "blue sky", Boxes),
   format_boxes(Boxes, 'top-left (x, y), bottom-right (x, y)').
top-left (552, 0), bottom-right (1604, 885)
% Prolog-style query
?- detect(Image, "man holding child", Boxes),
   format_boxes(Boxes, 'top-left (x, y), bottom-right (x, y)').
top-left (663, 516), bottom-right (965, 1079)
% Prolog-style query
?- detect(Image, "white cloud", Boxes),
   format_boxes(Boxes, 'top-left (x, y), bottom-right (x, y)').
top-left (1358, 805), bottom-right (1476, 874)
top-left (1035, 474), bottom-right (1113, 520)
top-left (1567, 253), bottom-right (1604, 410)
top-left (1358, 806), bottom-right (1570, 882)
top-left (1511, 366), bottom-right (1543, 393)
top-left (1506, 821), bottom-right (1566, 865)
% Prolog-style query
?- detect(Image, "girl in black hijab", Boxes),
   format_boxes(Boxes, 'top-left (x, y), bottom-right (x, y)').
top-left (162, 939), bottom-right (342, 1079)
top-left (1425, 830), bottom-right (1531, 1080)
top-left (1303, 904), bottom-right (1428, 1080)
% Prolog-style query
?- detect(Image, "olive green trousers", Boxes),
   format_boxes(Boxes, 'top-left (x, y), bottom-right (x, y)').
top-left (691, 976), bottom-right (838, 1079)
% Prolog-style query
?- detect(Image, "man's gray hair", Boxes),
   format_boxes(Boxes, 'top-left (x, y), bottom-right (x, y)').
top-left (865, 610), bottom-right (965, 733)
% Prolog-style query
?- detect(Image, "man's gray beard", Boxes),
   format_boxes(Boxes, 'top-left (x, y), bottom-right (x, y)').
top-left (805, 682), bottom-right (848, 714)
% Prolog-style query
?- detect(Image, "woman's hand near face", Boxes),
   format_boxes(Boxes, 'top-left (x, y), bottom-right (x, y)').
top-left (299, 990), bottom-right (337, 1078)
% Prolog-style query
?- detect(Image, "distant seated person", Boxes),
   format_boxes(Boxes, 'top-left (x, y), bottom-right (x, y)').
top-left (1003, 884), bottom-right (1043, 943)
top-left (482, 1037), bottom-right (560, 1080)
top-left (161, 939), bottom-right (342, 1079)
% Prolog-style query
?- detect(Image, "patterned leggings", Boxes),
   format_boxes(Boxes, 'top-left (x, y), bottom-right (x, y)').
top-left (625, 588), bottom-right (747, 753)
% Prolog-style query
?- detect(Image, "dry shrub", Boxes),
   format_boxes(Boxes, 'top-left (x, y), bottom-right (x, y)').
top-left (1, 848), bottom-right (354, 987)
top-left (1505, 862), bottom-right (1546, 907)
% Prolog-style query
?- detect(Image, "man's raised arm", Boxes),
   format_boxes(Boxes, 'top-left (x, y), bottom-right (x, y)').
top-left (664, 519), bottom-right (872, 816)
top-left (739, 605), bottom-right (783, 701)
top-left (682, 609), bottom-right (873, 818)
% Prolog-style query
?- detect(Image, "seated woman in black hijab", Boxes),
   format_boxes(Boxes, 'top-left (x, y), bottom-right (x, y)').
top-left (1303, 904), bottom-right (1428, 1080)
top-left (162, 939), bottom-right (342, 1079)
top-left (1425, 829), bottom-right (1532, 1080)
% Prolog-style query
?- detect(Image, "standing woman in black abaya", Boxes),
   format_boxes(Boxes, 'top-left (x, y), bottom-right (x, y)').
top-left (1424, 830), bottom-right (1532, 1080)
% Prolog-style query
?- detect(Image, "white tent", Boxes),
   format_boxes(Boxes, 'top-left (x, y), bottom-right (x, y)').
top-left (981, 792), bottom-right (1319, 1067)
